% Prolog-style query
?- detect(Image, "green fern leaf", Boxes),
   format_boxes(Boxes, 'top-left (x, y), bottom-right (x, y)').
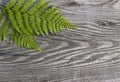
top-left (47, 7), bottom-right (60, 20)
top-left (10, 32), bottom-right (40, 51)
top-left (23, 13), bottom-right (33, 34)
top-left (35, 1), bottom-right (50, 15)
top-left (20, 0), bottom-right (34, 12)
top-left (35, 16), bottom-right (44, 35)
top-left (41, 19), bottom-right (48, 35)
top-left (30, 15), bottom-right (39, 35)
top-left (0, 11), bottom-right (4, 23)
top-left (41, 6), bottom-right (56, 18)
top-left (15, 12), bottom-right (29, 34)
top-left (0, 0), bottom-right (77, 51)
top-left (47, 21), bottom-right (54, 34)
top-left (13, 0), bottom-right (25, 10)
top-left (7, 10), bottom-right (21, 33)
top-left (28, 0), bottom-right (45, 14)
top-left (0, 19), bottom-right (9, 42)
top-left (5, 0), bottom-right (17, 9)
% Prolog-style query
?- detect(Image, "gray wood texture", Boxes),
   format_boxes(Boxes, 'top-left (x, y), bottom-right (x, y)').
top-left (0, 0), bottom-right (120, 82)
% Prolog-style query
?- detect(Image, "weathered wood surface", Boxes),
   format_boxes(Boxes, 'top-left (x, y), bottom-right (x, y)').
top-left (0, 0), bottom-right (120, 82)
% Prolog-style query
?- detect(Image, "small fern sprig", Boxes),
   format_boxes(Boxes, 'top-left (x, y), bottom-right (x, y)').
top-left (0, 0), bottom-right (76, 51)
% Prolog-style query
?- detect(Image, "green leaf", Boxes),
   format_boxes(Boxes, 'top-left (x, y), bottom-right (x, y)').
top-left (35, 16), bottom-right (44, 35)
top-left (0, 11), bottom-right (4, 23)
top-left (23, 13), bottom-right (33, 34)
top-left (5, 0), bottom-right (17, 9)
top-left (13, 0), bottom-right (25, 10)
top-left (30, 15), bottom-right (39, 35)
top-left (41, 19), bottom-right (48, 35)
top-left (35, 1), bottom-right (50, 15)
top-left (15, 12), bottom-right (29, 34)
top-left (0, 19), bottom-right (9, 42)
top-left (7, 10), bottom-right (21, 33)
top-left (0, 0), bottom-right (77, 51)
top-left (28, 0), bottom-right (45, 14)
top-left (20, 0), bottom-right (34, 12)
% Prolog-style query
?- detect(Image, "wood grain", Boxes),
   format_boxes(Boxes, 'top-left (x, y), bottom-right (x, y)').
top-left (0, 0), bottom-right (120, 82)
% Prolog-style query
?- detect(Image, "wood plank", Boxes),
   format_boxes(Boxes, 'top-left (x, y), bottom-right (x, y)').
top-left (0, 0), bottom-right (120, 81)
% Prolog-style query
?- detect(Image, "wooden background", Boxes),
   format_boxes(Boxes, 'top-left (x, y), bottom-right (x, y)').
top-left (0, 0), bottom-right (120, 82)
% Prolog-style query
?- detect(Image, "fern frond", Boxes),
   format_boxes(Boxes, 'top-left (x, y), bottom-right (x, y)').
top-left (10, 32), bottom-right (40, 51)
top-left (7, 10), bottom-right (21, 33)
top-left (0, 11), bottom-right (4, 23)
top-left (35, 1), bottom-right (50, 15)
top-left (47, 7), bottom-right (60, 20)
top-left (47, 21), bottom-right (54, 34)
top-left (41, 6), bottom-right (56, 18)
top-left (0, 19), bottom-right (9, 42)
top-left (30, 15), bottom-right (40, 35)
top-left (41, 19), bottom-right (48, 35)
top-left (35, 16), bottom-right (44, 35)
top-left (0, 0), bottom-right (77, 51)
top-left (5, 0), bottom-right (17, 9)
top-left (15, 11), bottom-right (29, 34)
top-left (28, 0), bottom-right (45, 14)
top-left (23, 13), bottom-right (33, 34)
top-left (13, 0), bottom-right (25, 10)
top-left (20, 0), bottom-right (34, 12)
